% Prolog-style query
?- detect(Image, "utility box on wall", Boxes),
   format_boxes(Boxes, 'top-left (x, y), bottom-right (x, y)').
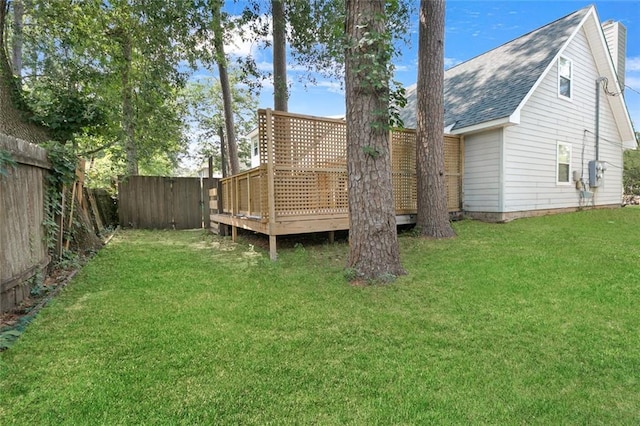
top-left (588, 160), bottom-right (607, 187)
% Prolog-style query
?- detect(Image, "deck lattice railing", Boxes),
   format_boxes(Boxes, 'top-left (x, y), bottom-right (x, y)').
top-left (219, 109), bottom-right (462, 223)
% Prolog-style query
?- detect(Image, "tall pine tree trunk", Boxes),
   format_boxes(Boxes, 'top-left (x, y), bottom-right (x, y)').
top-left (272, 0), bottom-right (287, 111)
top-left (416, 0), bottom-right (455, 238)
top-left (212, 0), bottom-right (240, 175)
top-left (345, 0), bottom-right (405, 282)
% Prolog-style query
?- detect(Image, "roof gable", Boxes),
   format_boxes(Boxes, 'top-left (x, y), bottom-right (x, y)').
top-left (401, 6), bottom-right (591, 131)
top-left (577, 10), bottom-right (636, 148)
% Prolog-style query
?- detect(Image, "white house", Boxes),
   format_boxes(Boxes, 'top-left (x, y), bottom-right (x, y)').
top-left (401, 5), bottom-right (637, 222)
top-left (248, 127), bottom-right (260, 168)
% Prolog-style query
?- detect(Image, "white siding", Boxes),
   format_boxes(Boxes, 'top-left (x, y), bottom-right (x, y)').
top-left (250, 134), bottom-right (260, 168)
top-left (503, 27), bottom-right (624, 212)
top-left (463, 128), bottom-right (502, 212)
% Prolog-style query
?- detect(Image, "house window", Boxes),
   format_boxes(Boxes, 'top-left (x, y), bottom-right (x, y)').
top-left (557, 142), bottom-right (572, 183)
top-left (558, 57), bottom-right (572, 99)
top-left (252, 140), bottom-right (259, 156)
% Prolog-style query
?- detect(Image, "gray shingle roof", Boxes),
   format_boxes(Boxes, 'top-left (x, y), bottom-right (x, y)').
top-left (400, 6), bottom-right (591, 131)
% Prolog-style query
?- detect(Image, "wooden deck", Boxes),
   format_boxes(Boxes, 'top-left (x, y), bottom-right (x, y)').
top-left (211, 109), bottom-right (463, 260)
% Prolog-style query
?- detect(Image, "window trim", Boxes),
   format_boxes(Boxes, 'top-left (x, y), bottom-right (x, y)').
top-left (556, 141), bottom-right (572, 185)
top-left (558, 56), bottom-right (573, 100)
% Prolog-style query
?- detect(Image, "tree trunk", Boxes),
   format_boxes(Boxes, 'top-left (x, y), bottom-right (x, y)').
top-left (218, 125), bottom-right (227, 178)
top-left (212, 0), bottom-right (240, 175)
top-left (416, 0), bottom-right (455, 239)
top-left (120, 32), bottom-right (138, 176)
top-left (11, 0), bottom-right (22, 78)
top-left (345, 0), bottom-right (405, 282)
top-left (272, 0), bottom-right (287, 112)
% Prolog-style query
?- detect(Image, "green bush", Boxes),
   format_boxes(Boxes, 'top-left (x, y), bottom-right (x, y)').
top-left (624, 139), bottom-right (640, 195)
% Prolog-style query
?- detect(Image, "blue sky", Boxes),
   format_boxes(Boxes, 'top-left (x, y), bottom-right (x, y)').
top-left (229, 0), bottom-right (639, 131)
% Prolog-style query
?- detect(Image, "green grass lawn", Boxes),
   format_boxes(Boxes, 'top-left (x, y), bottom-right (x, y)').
top-left (1, 208), bottom-right (639, 424)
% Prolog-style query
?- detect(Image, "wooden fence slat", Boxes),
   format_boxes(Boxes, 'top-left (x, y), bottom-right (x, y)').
top-left (118, 176), bottom-right (218, 230)
top-left (1, 134), bottom-right (51, 314)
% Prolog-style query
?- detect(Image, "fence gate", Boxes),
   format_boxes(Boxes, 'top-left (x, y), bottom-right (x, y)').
top-left (119, 176), bottom-right (216, 229)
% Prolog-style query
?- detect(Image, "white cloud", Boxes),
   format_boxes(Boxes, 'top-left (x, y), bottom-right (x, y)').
top-left (225, 36), bottom-right (262, 57)
top-left (256, 61), bottom-right (273, 72)
top-left (626, 57), bottom-right (640, 72)
top-left (255, 61), bottom-right (313, 73)
top-left (225, 18), bottom-right (272, 57)
top-left (316, 81), bottom-right (344, 95)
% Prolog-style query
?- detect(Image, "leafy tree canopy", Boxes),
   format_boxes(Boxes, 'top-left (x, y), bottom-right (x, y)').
top-left (182, 71), bottom-right (258, 174)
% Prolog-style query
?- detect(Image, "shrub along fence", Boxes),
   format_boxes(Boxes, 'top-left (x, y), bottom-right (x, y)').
top-left (0, 134), bottom-right (51, 314)
top-left (118, 176), bottom-right (218, 230)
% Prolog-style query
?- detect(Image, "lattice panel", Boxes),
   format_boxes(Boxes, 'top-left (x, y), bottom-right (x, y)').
top-left (264, 112), bottom-right (347, 170)
top-left (237, 178), bottom-right (249, 214)
top-left (444, 135), bottom-right (462, 210)
top-left (258, 112), bottom-right (269, 167)
top-left (253, 109), bottom-right (462, 220)
top-left (444, 135), bottom-right (462, 175)
top-left (249, 172), bottom-right (263, 216)
top-left (392, 129), bottom-right (417, 213)
top-left (273, 170), bottom-right (348, 216)
top-left (446, 175), bottom-right (462, 210)
top-left (393, 172), bottom-right (417, 214)
top-left (317, 171), bottom-right (349, 211)
top-left (221, 179), bottom-right (232, 214)
top-left (392, 128), bottom-right (416, 172)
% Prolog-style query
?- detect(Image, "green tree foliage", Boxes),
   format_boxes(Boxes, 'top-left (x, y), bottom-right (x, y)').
top-left (182, 72), bottom-right (258, 173)
top-left (623, 133), bottom-right (640, 195)
top-left (286, 0), bottom-right (410, 127)
top-left (13, 0), bottom-right (192, 175)
top-left (0, 0), bottom-right (49, 142)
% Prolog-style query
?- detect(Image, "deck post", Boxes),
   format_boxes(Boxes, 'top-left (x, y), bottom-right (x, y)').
top-left (269, 235), bottom-right (277, 261)
top-left (328, 231), bottom-right (335, 243)
top-left (246, 173), bottom-right (251, 216)
top-left (233, 175), bottom-right (239, 216)
top-left (232, 225), bottom-right (237, 242)
top-left (217, 179), bottom-right (228, 236)
top-left (266, 108), bottom-right (278, 261)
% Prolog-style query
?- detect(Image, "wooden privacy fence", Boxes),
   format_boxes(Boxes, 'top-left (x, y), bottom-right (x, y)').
top-left (0, 134), bottom-right (51, 314)
top-left (119, 176), bottom-right (217, 229)
top-left (211, 109), bottom-right (463, 259)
